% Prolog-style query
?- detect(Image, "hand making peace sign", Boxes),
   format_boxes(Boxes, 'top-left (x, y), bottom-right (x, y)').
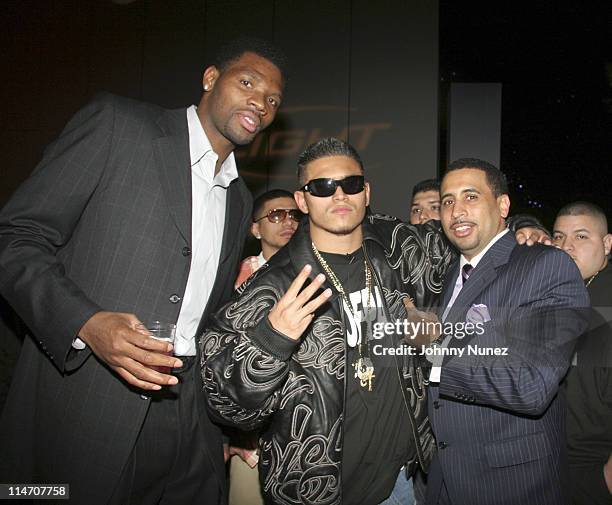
top-left (268, 264), bottom-right (332, 340)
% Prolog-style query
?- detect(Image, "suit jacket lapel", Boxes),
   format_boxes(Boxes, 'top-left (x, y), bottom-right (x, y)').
top-left (217, 180), bottom-right (245, 266)
top-left (445, 259), bottom-right (497, 324)
top-left (153, 108), bottom-right (192, 243)
top-left (439, 260), bottom-right (460, 318)
top-left (445, 231), bottom-right (517, 324)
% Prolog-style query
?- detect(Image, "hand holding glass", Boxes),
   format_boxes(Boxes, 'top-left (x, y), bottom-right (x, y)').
top-left (139, 321), bottom-right (176, 374)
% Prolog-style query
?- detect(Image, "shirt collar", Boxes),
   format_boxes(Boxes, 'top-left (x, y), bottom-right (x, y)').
top-left (186, 105), bottom-right (238, 187)
top-left (257, 251), bottom-right (267, 267)
top-left (460, 228), bottom-right (509, 270)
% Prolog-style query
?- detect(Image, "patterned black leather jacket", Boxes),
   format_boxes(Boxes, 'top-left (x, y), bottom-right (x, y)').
top-left (200, 213), bottom-right (542, 504)
top-left (200, 215), bottom-right (454, 505)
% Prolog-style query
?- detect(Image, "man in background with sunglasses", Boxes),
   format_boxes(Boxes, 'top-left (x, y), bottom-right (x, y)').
top-left (234, 189), bottom-right (302, 288)
top-left (229, 188), bottom-right (301, 505)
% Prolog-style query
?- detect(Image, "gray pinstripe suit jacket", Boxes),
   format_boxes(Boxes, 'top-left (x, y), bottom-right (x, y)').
top-left (427, 232), bottom-right (590, 505)
top-left (0, 93), bottom-right (252, 504)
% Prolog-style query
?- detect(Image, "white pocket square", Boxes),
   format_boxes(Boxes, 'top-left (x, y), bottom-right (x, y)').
top-left (466, 303), bottom-right (491, 324)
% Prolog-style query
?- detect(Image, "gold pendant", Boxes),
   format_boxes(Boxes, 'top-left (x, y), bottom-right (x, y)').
top-left (353, 357), bottom-right (363, 378)
top-left (354, 357), bottom-right (375, 391)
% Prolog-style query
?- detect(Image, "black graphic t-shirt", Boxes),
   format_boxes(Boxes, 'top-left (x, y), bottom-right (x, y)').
top-left (319, 248), bottom-right (412, 505)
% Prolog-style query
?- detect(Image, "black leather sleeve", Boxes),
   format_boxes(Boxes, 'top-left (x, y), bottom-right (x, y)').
top-left (200, 275), bottom-right (295, 430)
top-left (507, 213), bottom-right (550, 236)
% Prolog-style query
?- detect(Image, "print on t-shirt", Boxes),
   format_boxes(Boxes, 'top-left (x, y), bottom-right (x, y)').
top-left (343, 286), bottom-right (384, 348)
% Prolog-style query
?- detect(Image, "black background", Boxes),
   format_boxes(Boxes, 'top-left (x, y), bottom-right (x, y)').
top-left (440, 1), bottom-right (612, 227)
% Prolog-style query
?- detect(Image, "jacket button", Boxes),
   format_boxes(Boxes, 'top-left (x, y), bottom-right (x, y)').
top-left (182, 246), bottom-right (191, 257)
top-left (433, 400), bottom-right (440, 409)
top-left (169, 294), bottom-right (181, 304)
top-left (140, 394), bottom-right (150, 400)
top-left (438, 441), bottom-right (448, 450)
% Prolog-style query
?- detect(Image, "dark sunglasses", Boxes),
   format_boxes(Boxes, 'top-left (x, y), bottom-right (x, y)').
top-left (300, 175), bottom-right (365, 198)
top-left (254, 208), bottom-right (303, 223)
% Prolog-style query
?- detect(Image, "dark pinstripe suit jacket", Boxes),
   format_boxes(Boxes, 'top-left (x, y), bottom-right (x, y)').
top-left (427, 232), bottom-right (590, 505)
top-left (0, 93), bottom-right (252, 504)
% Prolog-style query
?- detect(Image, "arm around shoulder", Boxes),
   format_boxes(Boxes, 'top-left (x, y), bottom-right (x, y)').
top-left (370, 215), bottom-right (455, 309)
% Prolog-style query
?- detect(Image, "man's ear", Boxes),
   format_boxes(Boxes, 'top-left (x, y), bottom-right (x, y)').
top-left (202, 65), bottom-right (219, 91)
top-left (603, 233), bottom-right (612, 256)
top-left (364, 181), bottom-right (371, 207)
top-left (294, 190), bottom-right (309, 215)
top-left (498, 194), bottom-right (511, 219)
top-left (250, 222), bottom-right (261, 240)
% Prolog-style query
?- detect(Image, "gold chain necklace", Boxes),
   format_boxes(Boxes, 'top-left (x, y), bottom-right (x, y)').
top-left (311, 242), bottom-right (376, 391)
top-left (585, 269), bottom-right (601, 288)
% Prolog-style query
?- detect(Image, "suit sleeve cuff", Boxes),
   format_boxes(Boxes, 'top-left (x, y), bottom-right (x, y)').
top-left (437, 363), bottom-right (480, 403)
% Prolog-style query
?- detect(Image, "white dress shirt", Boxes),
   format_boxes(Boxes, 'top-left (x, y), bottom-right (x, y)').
top-left (430, 228), bottom-right (509, 382)
top-left (174, 106), bottom-right (238, 355)
top-left (73, 106), bottom-right (237, 356)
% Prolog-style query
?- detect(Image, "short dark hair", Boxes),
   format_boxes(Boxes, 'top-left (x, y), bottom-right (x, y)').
top-left (213, 36), bottom-right (288, 82)
top-left (411, 178), bottom-right (440, 198)
top-left (556, 201), bottom-right (608, 231)
top-left (297, 137), bottom-right (363, 185)
top-left (445, 158), bottom-right (508, 197)
top-left (252, 189), bottom-right (295, 221)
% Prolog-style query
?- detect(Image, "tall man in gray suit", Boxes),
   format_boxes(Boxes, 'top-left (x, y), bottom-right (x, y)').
top-left (426, 158), bottom-right (589, 505)
top-left (0, 37), bottom-right (286, 505)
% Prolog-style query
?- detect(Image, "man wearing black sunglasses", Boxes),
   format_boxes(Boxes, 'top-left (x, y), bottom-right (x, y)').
top-left (201, 137), bottom-right (445, 505)
top-left (201, 138), bottom-right (549, 505)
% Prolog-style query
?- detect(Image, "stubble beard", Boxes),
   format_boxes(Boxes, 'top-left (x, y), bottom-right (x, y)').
top-left (311, 209), bottom-right (365, 239)
top-left (222, 118), bottom-right (257, 146)
top-left (453, 236), bottom-right (479, 258)
top-left (322, 222), bottom-right (361, 236)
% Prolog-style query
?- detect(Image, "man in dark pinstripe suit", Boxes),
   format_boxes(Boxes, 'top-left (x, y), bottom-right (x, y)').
top-left (425, 158), bottom-right (590, 505)
top-left (0, 38), bottom-right (286, 504)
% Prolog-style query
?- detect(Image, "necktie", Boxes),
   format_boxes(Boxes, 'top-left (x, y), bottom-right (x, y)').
top-left (462, 263), bottom-right (473, 285)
